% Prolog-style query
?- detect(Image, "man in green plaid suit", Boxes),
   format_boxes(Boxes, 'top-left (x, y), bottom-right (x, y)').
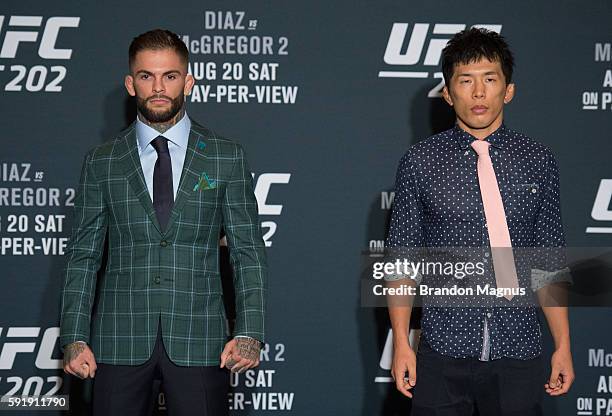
top-left (59, 29), bottom-right (267, 416)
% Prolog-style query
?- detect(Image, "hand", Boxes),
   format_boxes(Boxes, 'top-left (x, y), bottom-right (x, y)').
top-left (219, 337), bottom-right (261, 373)
top-left (545, 346), bottom-right (574, 396)
top-left (63, 342), bottom-right (97, 379)
top-left (391, 341), bottom-right (417, 398)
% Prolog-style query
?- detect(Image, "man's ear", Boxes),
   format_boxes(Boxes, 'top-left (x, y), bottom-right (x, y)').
top-left (442, 85), bottom-right (453, 106)
top-left (125, 75), bottom-right (136, 97)
top-left (503, 83), bottom-right (515, 104)
top-left (184, 74), bottom-right (195, 96)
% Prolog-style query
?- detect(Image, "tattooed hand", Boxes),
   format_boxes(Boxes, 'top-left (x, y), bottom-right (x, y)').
top-left (62, 342), bottom-right (97, 379)
top-left (219, 337), bottom-right (261, 373)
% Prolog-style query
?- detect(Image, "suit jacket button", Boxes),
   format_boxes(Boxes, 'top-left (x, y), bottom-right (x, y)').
top-left (154, 276), bottom-right (161, 284)
top-left (160, 240), bottom-right (168, 247)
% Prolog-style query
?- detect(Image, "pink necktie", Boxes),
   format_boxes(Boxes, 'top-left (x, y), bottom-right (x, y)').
top-left (471, 140), bottom-right (519, 301)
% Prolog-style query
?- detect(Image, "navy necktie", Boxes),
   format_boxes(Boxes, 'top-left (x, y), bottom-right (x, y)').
top-left (150, 136), bottom-right (173, 231)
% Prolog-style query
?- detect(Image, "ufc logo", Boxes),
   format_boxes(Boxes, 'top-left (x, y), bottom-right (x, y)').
top-left (252, 173), bottom-right (290, 247)
top-left (0, 327), bottom-right (61, 370)
top-left (379, 23), bottom-right (502, 79)
top-left (0, 16), bottom-right (80, 59)
top-left (586, 179), bottom-right (612, 234)
top-left (253, 173), bottom-right (291, 216)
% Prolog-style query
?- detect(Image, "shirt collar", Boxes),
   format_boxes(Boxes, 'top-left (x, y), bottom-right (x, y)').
top-left (136, 112), bottom-right (191, 154)
top-left (453, 123), bottom-right (508, 150)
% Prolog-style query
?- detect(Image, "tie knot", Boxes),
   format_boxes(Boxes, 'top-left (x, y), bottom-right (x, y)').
top-left (470, 140), bottom-right (490, 156)
top-left (151, 136), bottom-right (170, 154)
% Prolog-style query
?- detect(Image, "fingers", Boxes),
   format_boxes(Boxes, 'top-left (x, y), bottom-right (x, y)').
top-left (548, 368), bottom-right (561, 389)
top-left (63, 365), bottom-right (77, 378)
top-left (545, 368), bottom-right (562, 395)
top-left (545, 372), bottom-right (574, 396)
top-left (558, 373), bottom-right (575, 394)
top-left (86, 357), bottom-right (97, 378)
top-left (545, 381), bottom-right (563, 395)
top-left (391, 346), bottom-right (417, 398)
top-left (219, 340), bottom-right (236, 368)
top-left (392, 359), bottom-right (416, 398)
top-left (229, 357), bottom-right (250, 373)
top-left (82, 349), bottom-right (97, 378)
top-left (393, 367), bottom-right (413, 398)
top-left (65, 361), bottom-right (86, 379)
top-left (80, 363), bottom-right (90, 379)
top-left (63, 351), bottom-right (97, 379)
top-left (406, 358), bottom-right (417, 387)
top-left (219, 348), bottom-right (230, 368)
top-left (226, 355), bottom-right (260, 373)
top-left (222, 337), bottom-right (261, 373)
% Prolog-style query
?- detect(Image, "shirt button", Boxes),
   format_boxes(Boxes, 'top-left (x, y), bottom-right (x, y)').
top-left (494, 151), bottom-right (499, 155)
top-left (154, 276), bottom-right (161, 284)
top-left (160, 240), bottom-right (168, 247)
top-left (487, 312), bottom-right (492, 318)
top-left (484, 252), bottom-right (490, 257)
top-left (464, 150), bottom-right (469, 156)
top-left (531, 188), bottom-right (537, 193)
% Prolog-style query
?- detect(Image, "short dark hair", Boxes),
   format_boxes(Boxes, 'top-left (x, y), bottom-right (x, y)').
top-left (441, 28), bottom-right (514, 86)
top-left (128, 29), bottom-right (189, 71)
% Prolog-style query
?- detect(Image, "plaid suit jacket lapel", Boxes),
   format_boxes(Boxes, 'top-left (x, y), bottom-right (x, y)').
top-left (116, 123), bottom-right (163, 235)
top-left (164, 123), bottom-right (214, 234)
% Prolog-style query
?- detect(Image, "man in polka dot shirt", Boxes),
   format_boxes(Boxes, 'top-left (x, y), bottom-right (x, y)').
top-left (386, 28), bottom-right (574, 415)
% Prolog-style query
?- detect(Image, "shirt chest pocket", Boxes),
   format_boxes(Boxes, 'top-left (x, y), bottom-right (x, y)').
top-left (502, 183), bottom-right (542, 224)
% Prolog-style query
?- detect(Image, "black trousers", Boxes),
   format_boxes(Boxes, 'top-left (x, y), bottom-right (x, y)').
top-left (92, 321), bottom-right (229, 416)
top-left (411, 338), bottom-right (545, 416)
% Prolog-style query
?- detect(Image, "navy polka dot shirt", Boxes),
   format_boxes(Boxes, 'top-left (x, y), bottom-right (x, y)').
top-left (386, 124), bottom-right (566, 360)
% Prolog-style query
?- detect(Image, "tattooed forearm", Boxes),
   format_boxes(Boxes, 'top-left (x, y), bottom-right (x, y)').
top-left (236, 337), bottom-right (261, 361)
top-left (138, 105), bottom-right (185, 134)
top-left (63, 342), bottom-right (86, 366)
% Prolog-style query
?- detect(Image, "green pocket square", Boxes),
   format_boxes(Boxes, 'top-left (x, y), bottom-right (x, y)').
top-left (193, 172), bottom-right (217, 191)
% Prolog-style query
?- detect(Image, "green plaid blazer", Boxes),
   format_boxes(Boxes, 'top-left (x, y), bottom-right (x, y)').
top-left (59, 120), bottom-right (267, 366)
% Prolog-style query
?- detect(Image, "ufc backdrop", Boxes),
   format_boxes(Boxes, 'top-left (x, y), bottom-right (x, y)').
top-left (1, 0), bottom-right (611, 415)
